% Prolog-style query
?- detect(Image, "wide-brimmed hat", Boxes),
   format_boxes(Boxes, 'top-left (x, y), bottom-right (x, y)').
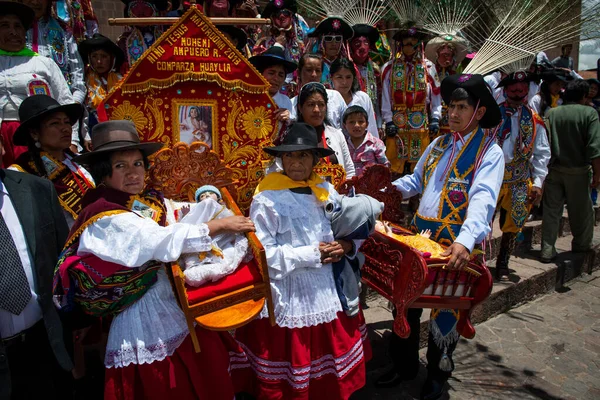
top-left (441, 74), bottom-right (502, 129)
top-left (78, 34), bottom-right (126, 71)
top-left (13, 95), bottom-right (83, 146)
top-left (425, 35), bottom-right (468, 66)
top-left (0, 1), bottom-right (35, 30)
top-left (263, 122), bottom-right (335, 158)
top-left (262, 0), bottom-right (297, 19)
top-left (541, 69), bottom-right (570, 84)
top-left (309, 17), bottom-right (354, 40)
top-left (218, 25), bottom-right (248, 52)
top-left (392, 22), bottom-right (429, 42)
top-left (249, 45), bottom-right (297, 74)
top-left (73, 120), bottom-right (164, 165)
top-left (351, 24), bottom-right (379, 45)
top-left (497, 70), bottom-right (533, 88)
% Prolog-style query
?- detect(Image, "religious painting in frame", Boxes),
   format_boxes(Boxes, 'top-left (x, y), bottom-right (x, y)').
top-left (98, 6), bottom-right (278, 212)
top-left (172, 100), bottom-right (218, 148)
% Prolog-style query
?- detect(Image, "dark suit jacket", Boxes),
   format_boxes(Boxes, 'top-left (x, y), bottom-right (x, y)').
top-left (0, 169), bottom-right (72, 400)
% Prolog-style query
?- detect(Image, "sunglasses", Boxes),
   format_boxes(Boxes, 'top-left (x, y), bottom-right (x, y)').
top-left (274, 9), bottom-right (292, 17)
top-left (323, 35), bottom-right (343, 43)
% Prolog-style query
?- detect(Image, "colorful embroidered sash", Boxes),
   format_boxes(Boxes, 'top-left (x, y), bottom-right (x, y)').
top-left (53, 187), bottom-right (167, 317)
top-left (497, 104), bottom-right (538, 184)
top-left (411, 128), bottom-right (489, 246)
top-left (12, 152), bottom-right (95, 219)
top-left (497, 104), bottom-right (540, 231)
top-left (387, 56), bottom-right (431, 172)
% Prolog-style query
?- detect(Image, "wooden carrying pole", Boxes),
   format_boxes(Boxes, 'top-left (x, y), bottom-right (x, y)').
top-left (109, 17), bottom-right (271, 26)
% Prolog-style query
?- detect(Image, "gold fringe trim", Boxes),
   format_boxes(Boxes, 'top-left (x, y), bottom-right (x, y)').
top-left (120, 72), bottom-right (268, 95)
top-left (8, 164), bottom-right (25, 172)
top-left (64, 210), bottom-right (130, 249)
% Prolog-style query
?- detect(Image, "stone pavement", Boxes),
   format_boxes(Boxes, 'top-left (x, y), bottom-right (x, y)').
top-left (352, 270), bottom-right (600, 400)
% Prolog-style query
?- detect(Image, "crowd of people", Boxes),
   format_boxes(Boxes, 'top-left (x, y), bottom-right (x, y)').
top-left (1, 0), bottom-right (600, 400)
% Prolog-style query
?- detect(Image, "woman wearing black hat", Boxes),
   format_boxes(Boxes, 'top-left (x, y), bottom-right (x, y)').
top-left (9, 95), bottom-right (94, 228)
top-left (0, 1), bottom-right (80, 167)
top-left (529, 70), bottom-right (568, 116)
top-left (54, 120), bottom-right (254, 400)
top-left (79, 33), bottom-right (126, 131)
top-left (232, 122), bottom-right (370, 399)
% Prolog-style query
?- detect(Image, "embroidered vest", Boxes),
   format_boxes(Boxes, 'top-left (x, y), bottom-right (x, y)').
top-left (411, 128), bottom-right (490, 246)
top-left (12, 152), bottom-right (95, 220)
top-left (53, 187), bottom-right (167, 317)
top-left (497, 104), bottom-right (538, 184)
top-left (28, 19), bottom-right (72, 87)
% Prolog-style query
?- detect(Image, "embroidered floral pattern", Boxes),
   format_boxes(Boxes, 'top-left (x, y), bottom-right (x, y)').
top-left (240, 106), bottom-right (273, 139)
top-left (448, 190), bottom-right (466, 205)
top-left (111, 101), bottom-right (148, 131)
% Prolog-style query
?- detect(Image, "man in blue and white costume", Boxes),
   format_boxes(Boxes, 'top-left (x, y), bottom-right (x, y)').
top-left (375, 74), bottom-right (504, 400)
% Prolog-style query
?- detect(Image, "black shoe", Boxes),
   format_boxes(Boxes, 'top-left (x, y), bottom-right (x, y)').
top-left (374, 368), bottom-right (417, 388)
top-left (420, 376), bottom-right (448, 400)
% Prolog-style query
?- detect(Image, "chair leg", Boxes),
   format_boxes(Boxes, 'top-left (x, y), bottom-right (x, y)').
top-left (187, 317), bottom-right (201, 353)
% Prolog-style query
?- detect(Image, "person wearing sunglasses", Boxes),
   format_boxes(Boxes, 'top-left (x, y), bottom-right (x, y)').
top-left (307, 16), bottom-right (354, 88)
top-left (252, 0), bottom-right (309, 96)
top-left (290, 53), bottom-right (348, 130)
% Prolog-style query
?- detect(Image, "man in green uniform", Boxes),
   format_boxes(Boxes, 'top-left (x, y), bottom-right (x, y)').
top-left (541, 80), bottom-right (600, 262)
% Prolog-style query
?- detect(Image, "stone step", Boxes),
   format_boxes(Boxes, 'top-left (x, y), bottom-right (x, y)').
top-left (362, 223), bottom-right (600, 353)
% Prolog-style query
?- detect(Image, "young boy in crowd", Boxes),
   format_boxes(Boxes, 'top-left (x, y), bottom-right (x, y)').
top-left (343, 105), bottom-right (390, 176)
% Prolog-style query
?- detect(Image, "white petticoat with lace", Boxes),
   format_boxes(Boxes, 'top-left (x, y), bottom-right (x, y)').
top-left (104, 269), bottom-right (190, 369)
top-left (251, 185), bottom-right (344, 329)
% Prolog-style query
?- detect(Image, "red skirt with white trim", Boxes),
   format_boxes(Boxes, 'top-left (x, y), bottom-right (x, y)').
top-left (231, 311), bottom-right (371, 400)
top-left (104, 327), bottom-right (239, 400)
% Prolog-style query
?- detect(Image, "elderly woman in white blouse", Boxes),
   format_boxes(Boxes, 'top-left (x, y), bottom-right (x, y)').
top-left (54, 120), bottom-right (254, 400)
top-left (231, 122), bottom-right (370, 400)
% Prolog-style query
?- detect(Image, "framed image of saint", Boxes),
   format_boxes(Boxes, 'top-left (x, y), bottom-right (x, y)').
top-left (174, 101), bottom-right (217, 148)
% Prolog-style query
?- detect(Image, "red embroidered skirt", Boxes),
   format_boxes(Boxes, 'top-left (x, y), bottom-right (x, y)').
top-left (0, 121), bottom-right (27, 168)
top-left (104, 327), bottom-right (240, 400)
top-left (231, 311), bottom-right (371, 400)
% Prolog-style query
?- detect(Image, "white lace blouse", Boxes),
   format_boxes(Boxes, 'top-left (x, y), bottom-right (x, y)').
top-left (251, 183), bottom-right (344, 329)
top-left (77, 211), bottom-right (213, 368)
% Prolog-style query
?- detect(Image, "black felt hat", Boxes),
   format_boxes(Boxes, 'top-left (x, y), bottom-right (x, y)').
top-left (497, 70), bottom-right (533, 88)
top-left (79, 34), bottom-right (126, 71)
top-left (262, 0), bottom-right (297, 19)
top-left (13, 95), bottom-right (83, 146)
top-left (541, 69), bottom-right (570, 83)
top-left (73, 120), bottom-right (164, 165)
top-left (309, 17), bottom-right (354, 40)
top-left (218, 25), bottom-right (248, 52)
top-left (392, 22), bottom-right (429, 42)
top-left (249, 45), bottom-right (297, 74)
top-left (0, 1), bottom-right (35, 30)
top-left (351, 23), bottom-right (379, 44)
top-left (441, 74), bottom-right (502, 129)
top-left (263, 122), bottom-right (335, 158)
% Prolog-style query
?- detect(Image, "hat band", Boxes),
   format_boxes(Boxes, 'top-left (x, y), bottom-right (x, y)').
top-left (93, 129), bottom-right (141, 150)
top-left (280, 137), bottom-right (319, 148)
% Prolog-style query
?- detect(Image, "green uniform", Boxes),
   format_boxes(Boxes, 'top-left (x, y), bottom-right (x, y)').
top-left (542, 104), bottom-right (600, 257)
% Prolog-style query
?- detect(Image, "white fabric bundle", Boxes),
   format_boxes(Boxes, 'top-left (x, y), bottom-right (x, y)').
top-left (178, 198), bottom-right (250, 287)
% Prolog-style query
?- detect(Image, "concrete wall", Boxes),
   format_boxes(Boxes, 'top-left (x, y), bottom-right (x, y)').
top-left (92, 0), bottom-right (124, 42)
